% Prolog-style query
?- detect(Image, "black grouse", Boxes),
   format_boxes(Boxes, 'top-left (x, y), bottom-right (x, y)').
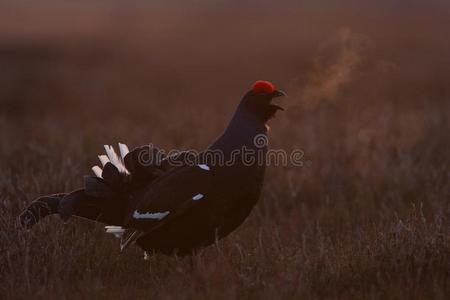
top-left (19, 80), bottom-right (286, 256)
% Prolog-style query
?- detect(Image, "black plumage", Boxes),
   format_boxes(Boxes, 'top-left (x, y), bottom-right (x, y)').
top-left (19, 81), bottom-right (286, 256)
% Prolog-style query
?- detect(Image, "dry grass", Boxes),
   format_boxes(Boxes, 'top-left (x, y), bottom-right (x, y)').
top-left (0, 1), bottom-right (449, 299)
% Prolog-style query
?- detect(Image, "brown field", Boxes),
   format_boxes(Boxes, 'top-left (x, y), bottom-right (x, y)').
top-left (0, 1), bottom-right (449, 299)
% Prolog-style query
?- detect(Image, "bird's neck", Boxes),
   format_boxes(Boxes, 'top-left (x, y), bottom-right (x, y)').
top-left (209, 103), bottom-right (268, 157)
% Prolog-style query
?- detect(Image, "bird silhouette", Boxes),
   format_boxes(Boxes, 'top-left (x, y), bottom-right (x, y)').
top-left (19, 80), bottom-right (286, 256)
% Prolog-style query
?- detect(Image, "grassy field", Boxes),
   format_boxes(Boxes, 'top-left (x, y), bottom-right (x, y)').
top-left (0, 1), bottom-right (449, 299)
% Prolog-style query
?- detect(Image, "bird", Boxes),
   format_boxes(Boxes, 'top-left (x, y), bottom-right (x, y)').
top-left (19, 80), bottom-right (286, 256)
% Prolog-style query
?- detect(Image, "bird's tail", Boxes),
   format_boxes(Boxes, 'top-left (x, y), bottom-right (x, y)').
top-left (19, 143), bottom-right (168, 230)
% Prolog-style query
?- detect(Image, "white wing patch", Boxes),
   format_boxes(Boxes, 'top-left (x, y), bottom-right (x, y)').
top-left (192, 193), bottom-right (204, 201)
top-left (92, 143), bottom-right (130, 177)
top-left (198, 164), bottom-right (210, 171)
top-left (133, 210), bottom-right (170, 220)
top-left (105, 226), bottom-right (125, 238)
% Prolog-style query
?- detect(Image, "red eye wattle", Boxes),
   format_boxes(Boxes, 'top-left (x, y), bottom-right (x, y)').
top-left (252, 80), bottom-right (275, 94)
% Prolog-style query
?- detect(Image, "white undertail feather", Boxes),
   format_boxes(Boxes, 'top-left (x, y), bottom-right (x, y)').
top-left (91, 143), bottom-right (130, 177)
top-left (98, 155), bottom-right (110, 167)
top-left (92, 166), bottom-right (103, 178)
top-left (103, 144), bottom-right (129, 174)
top-left (104, 145), bottom-right (122, 171)
top-left (118, 143), bottom-right (130, 160)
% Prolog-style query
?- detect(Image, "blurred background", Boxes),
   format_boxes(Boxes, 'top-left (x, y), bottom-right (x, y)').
top-left (0, 1), bottom-right (449, 299)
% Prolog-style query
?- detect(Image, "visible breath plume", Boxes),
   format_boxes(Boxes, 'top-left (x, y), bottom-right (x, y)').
top-left (292, 27), bottom-right (369, 109)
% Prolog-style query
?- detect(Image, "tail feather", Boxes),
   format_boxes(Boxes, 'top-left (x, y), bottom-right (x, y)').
top-left (19, 142), bottom-right (170, 239)
top-left (19, 194), bottom-right (65, 229)
top-left (93, 143), bottom-right (170, 185)
top-left (84, 176), bottom-right (114, 198)
top-left (54, 143), bottom-right (134, 224)
top-left (118, 143), bottom-right (130, 160)
top-left (58, 189), bottom-right (125, 225)
top-left (98, 155), bottom-right (110, 167)
top-left (102, 162), bottom-right (126, 188)
top-left (103, 145), bottom-right (128, 174)
top-left (92, 166), bottom-right (103, 178)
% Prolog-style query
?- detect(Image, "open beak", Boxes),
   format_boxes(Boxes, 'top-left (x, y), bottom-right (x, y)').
top-left (271, 89), bottom-right (287, 111)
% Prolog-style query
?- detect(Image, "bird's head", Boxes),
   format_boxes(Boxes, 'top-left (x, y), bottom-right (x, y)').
top-left (241, 80), bottom-right (287, 123)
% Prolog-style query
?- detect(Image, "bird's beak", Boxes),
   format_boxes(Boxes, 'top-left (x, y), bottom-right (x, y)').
top-left (270, 90), bottom-right (287, 111)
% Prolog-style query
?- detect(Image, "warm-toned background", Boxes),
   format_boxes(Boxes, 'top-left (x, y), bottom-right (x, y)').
top-left (0, 1), bottom-right (449, 299)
